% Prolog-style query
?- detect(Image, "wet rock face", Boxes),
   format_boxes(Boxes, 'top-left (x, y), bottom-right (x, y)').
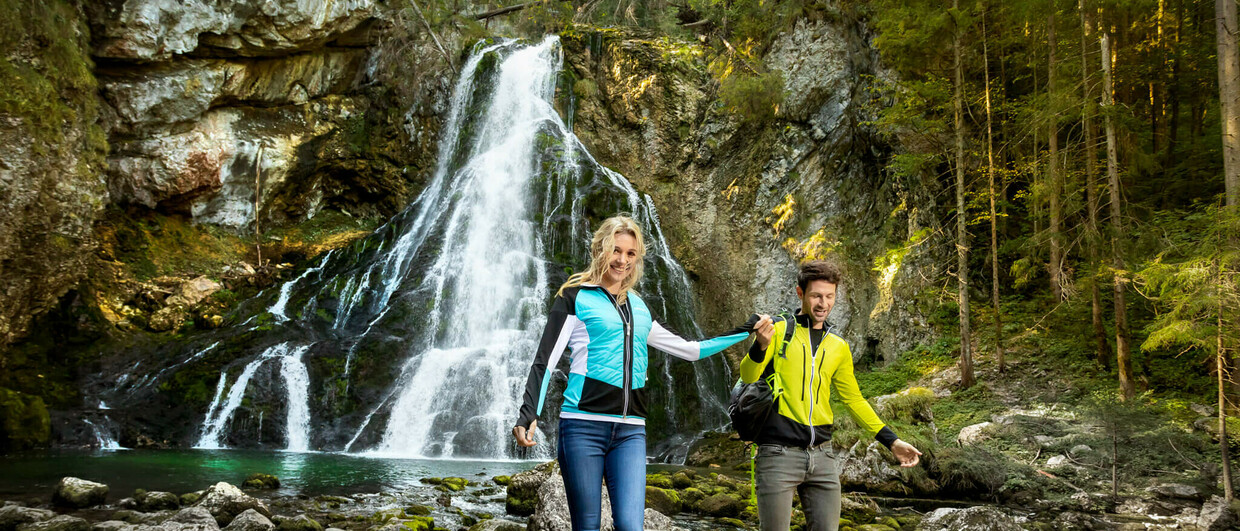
top-left (86, 0), bottom-right (377, 61)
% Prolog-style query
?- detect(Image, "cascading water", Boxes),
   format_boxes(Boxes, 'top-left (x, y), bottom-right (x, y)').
top-left (101, 36), bottom-right (732, 459)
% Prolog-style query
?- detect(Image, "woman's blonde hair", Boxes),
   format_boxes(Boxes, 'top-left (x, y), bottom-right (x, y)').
top-left (558, 215), bottom-right (646, 303)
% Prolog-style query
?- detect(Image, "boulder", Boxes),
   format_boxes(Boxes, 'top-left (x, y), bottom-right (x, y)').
top-left (16, 516), bottom-right (91, 531)
top-left (915, 506), bottom-right (1027, 531)
top-left (465, 521), bottom-right (523, 531)
top-left (1198, 495), bottom-right (1238, 531)
top-left (1146, 483), bottom-right (1203, 501)
top-left (91, 522), bottom-right (128, 531)
top-left (137, 492), bottom-right (181, 512)
top-left (956, 422), bottom-right (994, 446)
top-left (644, 487), bottom-right (681, 516)
top-left (640, 509), bottom-right (684, 531)
top-left (838, 441), bottom-right (910, 495)
top-left (240, 475), bottom-right (279, 491)
top-left (0, 506), bottom-right (55, 531)
top-left (53, 478), bottom-right (109, 509)
top-left (695, 493), bottom-right (744, 518)
top-left (166, 507), bottom-right (218, 529)
top-left (273, 515), bottom-right (320, 531)
top-left (220, 510), bottom-right (273, 531)
top-left (166, 277), bottom-right (221, 308)
top-left (527, 472), bottom-right (605, 531)
top-left (506, 461), bottom-right (557, 516)
top-left (193, 483), bottom-right (271, 526)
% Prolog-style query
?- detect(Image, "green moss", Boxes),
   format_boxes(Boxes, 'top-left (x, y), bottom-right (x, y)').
top-left (0, 387), bottom-right (50, 450)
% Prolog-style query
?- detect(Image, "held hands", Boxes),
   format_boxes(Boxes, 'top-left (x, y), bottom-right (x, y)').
top-left (752, 314), bottom-right (775, 350)
top-left (513, 420), bottom-right (538, 447)
top-left (891, 439), bottom-right (922, 467)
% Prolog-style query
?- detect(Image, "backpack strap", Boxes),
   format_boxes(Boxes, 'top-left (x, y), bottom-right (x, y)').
top-left (773, 311), bottom-right (797, 359)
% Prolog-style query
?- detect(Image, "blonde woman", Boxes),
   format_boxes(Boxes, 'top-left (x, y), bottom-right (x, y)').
top-left (513, 215), bottom-right (767, 531)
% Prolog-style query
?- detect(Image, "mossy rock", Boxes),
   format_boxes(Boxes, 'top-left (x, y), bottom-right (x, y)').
top-left (645, 474), bottom-right (673, 489)
top-left (680, 487), bottom-right (705, 508)
top-left (878, 515), bottom-right (901, 528)
top-left (180, 492), bottom-right (202, 506)
top-left (436, 477), bottom-right (468, 492)
top-left (695, 493), bottom-right (744, 517)
top-left (405, 505), bottom-right (432, 517)
top-left (855, 524), bottom-right (896, 531)
top-left (491, 475), bottom-right (510, 486)
top-left (644, 486), bottom-right (681, 515)
top-left (243, 473), bottom-right (280, 490)
top-left (670, 472), bottom-right (693, 489)
top-left (895, 515), bottom-right (920, 528)
top-left (400, 516), bottom-right (434, 531)
top-left (0, 388), bottom-right (50, 450)
top-left (276, 515), bottom-right (323, 531)
top-left (718, 518), bottom-right (746, 528)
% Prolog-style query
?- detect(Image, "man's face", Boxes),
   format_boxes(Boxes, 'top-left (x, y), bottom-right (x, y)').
top-left (796, 279), bottom-right (837, 328)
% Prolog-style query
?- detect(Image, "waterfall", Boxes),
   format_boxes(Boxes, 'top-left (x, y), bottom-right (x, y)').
top-left (195, 343), bottom-right (312, 450)
top-left (84, 418), bottom-right (125, 451)
top-left (166, 36), bottom-right (729, 458)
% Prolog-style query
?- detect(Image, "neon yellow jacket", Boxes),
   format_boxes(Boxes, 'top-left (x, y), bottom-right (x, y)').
top-left (739, 314), bottom-right (898, 448)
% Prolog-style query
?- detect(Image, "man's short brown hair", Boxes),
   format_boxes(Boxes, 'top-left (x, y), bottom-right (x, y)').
top-left (798, 260), bottom-right (841, 291)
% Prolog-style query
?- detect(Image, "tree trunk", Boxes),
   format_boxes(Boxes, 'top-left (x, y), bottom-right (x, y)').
top-left (985, 3), bottom-right (1003, 372)
top-left (1219, 265), bottom-right (1234, 501)
top-left (955, 0), bottom-right (975, 389)
top-left (1048, 12), bottom-right (1064, 301)
top-left (1082, 0), bottom-right (1109, 370)
top-left (1102, 33), bottom-right (1135, 401)
top-left (1221, 0), bottom-right (1240, 208)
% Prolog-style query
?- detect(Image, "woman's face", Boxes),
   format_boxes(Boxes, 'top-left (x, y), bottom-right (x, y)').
top-left (603, 232), bottom-right (639, 288)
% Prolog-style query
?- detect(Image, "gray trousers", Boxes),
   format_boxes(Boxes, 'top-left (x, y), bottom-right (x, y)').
top-left (754, 443), bottom-right (841, 531)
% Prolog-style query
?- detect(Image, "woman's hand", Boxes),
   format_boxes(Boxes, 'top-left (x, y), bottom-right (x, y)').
top-left (513, 420), bottom-right (538, 447)
top-left (752, 314), bottom-right (774, 351)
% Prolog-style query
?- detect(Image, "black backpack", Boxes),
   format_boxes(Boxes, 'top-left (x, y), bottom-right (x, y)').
top-left (728, 313), bottom-right (796, 442)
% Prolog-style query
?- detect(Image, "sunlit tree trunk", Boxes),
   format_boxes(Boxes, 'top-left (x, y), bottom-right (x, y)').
top-left (984, 2), bottom-right (1003, 372)
top-left (1101, 33), bottom-right (1135, 401)
top-left (955, 0), bottom-right (975, 389)
top-left (1221, 0), bottom-right (1240, 207)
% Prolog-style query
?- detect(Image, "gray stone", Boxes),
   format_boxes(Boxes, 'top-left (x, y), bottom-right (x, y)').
top-left (1198, 495), bottom-right (1237, 531)
top-left (166, 508), bottom-right (217, 529)
top-left (138, 492), bottom-right (181, 512)
top-left (465, 521), bottom-right (524, 531)
top-left (1032, 435), bottom-right (1055, 447)
top-left (838, 441), bottom-right (909, 495)
top-left (0, 506), bottom-right (56, 531)
top-left (1191, 403), bottom-right (1215, 416)
top-left (17, 516), bottom-right (92, 531)
top-left (91, 522), bottom-right (129, 531)
top-left (1068, 444), bottom-right (1093, 456)
top-left (220, 510), bottom-right (272, 531)
top-left (53, 477), bottom-right (109, 509)
top-left (915, 506), bottom-right (1027, 531)
top-left (1045, 455), bottom-right (1071, 468)
top-left (640, 509), bottom-right (684, 531)
top-left (192, 483), bottom-right (270, 526)
top-left (1146, 482), bottom-right (1203, 501)
top-left (956, 422), bottom-right (994, 446)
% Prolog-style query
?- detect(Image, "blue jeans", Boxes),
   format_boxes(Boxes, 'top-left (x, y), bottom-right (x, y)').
top-left (556, 418), bottom-right (647, 531)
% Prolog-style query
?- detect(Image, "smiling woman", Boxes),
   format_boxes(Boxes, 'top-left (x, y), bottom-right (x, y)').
top-left (511, 215), bottom-right (763, 531)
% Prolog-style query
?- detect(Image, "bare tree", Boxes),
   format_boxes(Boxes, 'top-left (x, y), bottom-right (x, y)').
top-left (1101, 33), bottom-right (1134, 400)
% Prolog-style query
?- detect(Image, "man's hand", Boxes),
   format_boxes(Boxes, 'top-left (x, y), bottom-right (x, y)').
top-left (513, 420), bottom-right (538, 447)
top-left (753, 314), bottom-right (774, 351)
top-left (891, 439), bottom-right (922, 467)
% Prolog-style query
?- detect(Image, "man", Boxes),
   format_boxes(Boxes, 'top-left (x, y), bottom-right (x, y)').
top-left (743, 260), bottom-right (922, 531)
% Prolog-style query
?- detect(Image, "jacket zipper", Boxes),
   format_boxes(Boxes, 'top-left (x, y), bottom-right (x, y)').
top-left (606, 290), bottom-right (633, 418)
top-left (807, 328), bottom-right (817, 448)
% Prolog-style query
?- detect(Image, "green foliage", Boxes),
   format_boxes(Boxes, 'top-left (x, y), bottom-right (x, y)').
top-left (0, 387), bottom-right (50, 451)
top-left (854, 341), bottom-right (953, 397)
top-left (931, 445), bottom-right (1035, 499)
top-left (718, 71), bottom-right (785, 124)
